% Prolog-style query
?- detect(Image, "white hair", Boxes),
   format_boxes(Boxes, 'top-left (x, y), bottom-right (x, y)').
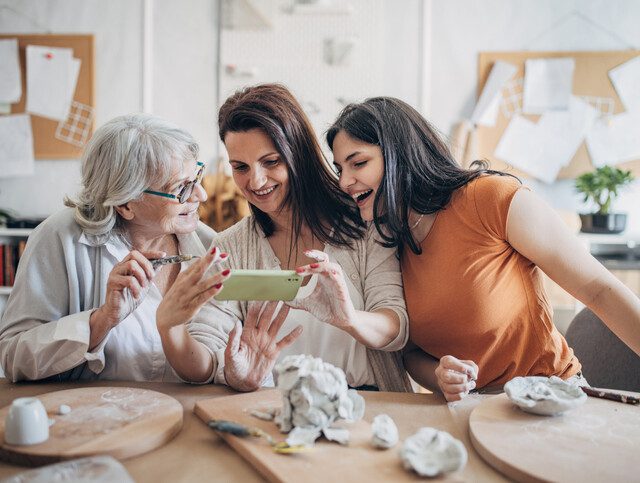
top-left (64, 113), bottom-right (199, 235)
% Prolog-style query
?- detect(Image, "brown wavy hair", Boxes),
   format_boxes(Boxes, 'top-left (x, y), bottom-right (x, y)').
top-left (218, 83), bottom-right (364, 247)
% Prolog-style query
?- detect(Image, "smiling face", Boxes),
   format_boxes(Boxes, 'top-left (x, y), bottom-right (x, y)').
top-left (224, 128), bottom-right (289, 217)
top-left (331, 130), bottom-right (385, 221)
top-left (122, 158), bottom-right (207, 238)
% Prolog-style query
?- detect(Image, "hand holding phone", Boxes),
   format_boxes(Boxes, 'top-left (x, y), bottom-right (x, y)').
top-left (214, 269), bottom-right (303, 301)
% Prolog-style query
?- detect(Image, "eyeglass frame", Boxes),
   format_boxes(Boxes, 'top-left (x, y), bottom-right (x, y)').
top-left (143, 162), bottom-right (205, 204)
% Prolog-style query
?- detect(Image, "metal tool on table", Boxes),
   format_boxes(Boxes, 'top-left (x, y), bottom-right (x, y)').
top-left (207, 419), bottom-right (309, 454)
top-left (580, 386), bottom-right (640, 405)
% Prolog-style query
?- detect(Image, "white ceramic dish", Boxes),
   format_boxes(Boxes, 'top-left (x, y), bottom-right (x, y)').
top-left (4, 397), bottom-right (50, 445)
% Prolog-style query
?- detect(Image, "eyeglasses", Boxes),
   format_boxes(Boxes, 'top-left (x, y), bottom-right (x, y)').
top-left (144, 162), bottom-right (205, 204)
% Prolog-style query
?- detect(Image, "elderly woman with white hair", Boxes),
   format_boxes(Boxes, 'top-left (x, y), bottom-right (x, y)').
top-left (0, 114), bottom-right (301, 384)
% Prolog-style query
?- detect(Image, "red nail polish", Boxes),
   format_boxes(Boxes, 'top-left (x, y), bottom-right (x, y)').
top-left (210, 247), bottom-right (217, 255)
top-left (220, 253), bottom-right (228, 259)
top-left (296, 267), bottom-right (304, 273)
top-left (214, 283), bottom-right (222, 289)
top-left (222, 269), bottom-right (231, 276)
top-left (310, 263), bottom-right (319, 269)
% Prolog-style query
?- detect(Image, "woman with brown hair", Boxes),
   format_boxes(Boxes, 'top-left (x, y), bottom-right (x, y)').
top-left (207, 84), bottom-right (412, 392)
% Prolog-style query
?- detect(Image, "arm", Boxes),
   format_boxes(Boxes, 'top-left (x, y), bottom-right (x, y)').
top-left (507, 189), bottom-right (640, 355)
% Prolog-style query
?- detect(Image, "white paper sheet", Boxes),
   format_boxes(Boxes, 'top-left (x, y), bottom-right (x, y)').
top-left (586, 112), bottom-right (640, 167)
top-left (0, 114), bottom-right (35, 178)
top-left (0, 38), bottom-right (22, 104)
top-left (523, 57), bottom-right (575, 114)
top-left (495, 97), bottom-right (597, 184)
top-left (0, 103), bottom-right (11, 114)
top-left (26, 45), bottom-right (80, 121)
top-left (471, 61), bottom-right (517, 127)
top-left (608, 55), bottom-right (640, 113)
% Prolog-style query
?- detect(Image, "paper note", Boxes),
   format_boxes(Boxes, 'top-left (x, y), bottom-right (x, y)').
top-left (495, 97), bottom-right (597, 183)
top-left (26, 45), bottom-right (80, 121)
top-left (608, 55), bottom-right (640, 113)
top-left (523, 57), bottom-right (575, 114)
top-left (471, 61), bottom-right (517, 127)
top-left (0, 38), bottom-right (22, 104)
top-left (586, 112), bottom-right (640, 167)
top-left (0, 114), bottom-right (35, 178)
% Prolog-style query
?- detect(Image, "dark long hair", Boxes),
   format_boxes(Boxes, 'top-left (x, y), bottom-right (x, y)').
top-left (218, 84), bottom-right (364, 249)
top-left (326, 97), bottom-right (515, 255)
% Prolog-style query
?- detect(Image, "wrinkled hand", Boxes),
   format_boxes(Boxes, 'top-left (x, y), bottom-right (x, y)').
top-left (157, 247), bottom-right (230, 332)
top-left (435, 355), bottom-right (479, 402)
top-left (285, 250), bottom-right (357, 330)
top-left (224, 301), bottom-right (303, 392)
top-left (95, 249), bottom-right (164, 329)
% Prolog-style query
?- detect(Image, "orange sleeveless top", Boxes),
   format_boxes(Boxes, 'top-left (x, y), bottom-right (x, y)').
top-left (402, 176), bottom-right (580, 389)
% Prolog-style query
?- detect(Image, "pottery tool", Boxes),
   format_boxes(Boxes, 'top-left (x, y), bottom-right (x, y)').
top-left (207, 420), bottom-right (307, 454)
top-left (580, 386), bottom-right (640, 405)
top-left (150, 254), bottom-right (199, 269)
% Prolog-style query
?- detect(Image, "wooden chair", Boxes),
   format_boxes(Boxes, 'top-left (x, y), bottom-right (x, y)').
top-left (199, 161), bottom-right (250, 231)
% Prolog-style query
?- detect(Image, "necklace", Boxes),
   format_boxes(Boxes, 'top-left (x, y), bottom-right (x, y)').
top-left (410, 214), bottom-right (424, 229)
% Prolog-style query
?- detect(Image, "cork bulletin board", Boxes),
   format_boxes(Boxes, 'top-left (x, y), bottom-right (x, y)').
top-left (0, 34), bottom-right (94, 159)
top-left (476, 50), bottom-right (640, 179)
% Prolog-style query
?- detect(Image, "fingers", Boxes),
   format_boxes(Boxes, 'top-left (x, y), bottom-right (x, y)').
top-left (275, 325), bottom-right (303, 350)
top-left (294, 261), bottom-right (342, 278)
top-left (267, 304), bottom-right (291, 337)
top-left (183, 246), bottom-right (225, 283)
top-left (246, 301), bottom-right (262, 329)
top-left (226, 319), bottom-right (242, 357)
top-left (126, 250), bottom-right (157, 280)
top-left (460, 359), bottom-right (479, 381)
top-left (304, 249), bottom-right (329, 263)
top-left (256, 301), bottom-right (278, 331)
top-left (436, 355), bottom-right (478, 401)
top-left (440, 355), bottom-right (476, 379)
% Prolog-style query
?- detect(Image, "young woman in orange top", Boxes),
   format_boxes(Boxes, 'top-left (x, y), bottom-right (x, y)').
top-left (326, 97), bottom-right (640, 401)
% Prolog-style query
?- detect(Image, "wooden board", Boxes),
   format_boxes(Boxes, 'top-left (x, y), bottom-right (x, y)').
top-left (0, 34), bottom-right (94, 159)
top-left (195, 389), bottom-right (505, 483)
top-left (0, 387), bottom-right (183, 467)
top-left (476, 50), bottom-right (640, 179)
top-left (469, 392), bottom-right (640, 482)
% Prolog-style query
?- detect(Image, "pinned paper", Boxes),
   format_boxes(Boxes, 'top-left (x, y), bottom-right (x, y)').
top-left (608, 55), bottom-right (640, 113)
top-left (26, 45), bottom-right (81, 121)
top-left (495, 97), bottom-right (598, 183)
top-left (523, 57), bottom-right (575, 114)
top-left (0, 38), bottom-right (22, 104)
top-left (586, 112), bottom-right (640, 167)
top-left (471, 61), bottom-right (517, 127)
top-left (0, 114), bottom-right (35, 178)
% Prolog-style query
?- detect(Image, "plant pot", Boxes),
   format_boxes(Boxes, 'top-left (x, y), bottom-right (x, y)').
top-left (579, 213), bottom-right (627, 234)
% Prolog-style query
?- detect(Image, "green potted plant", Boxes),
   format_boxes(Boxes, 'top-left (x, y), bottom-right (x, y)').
top-left (575, 165), bottom-right (634, 234)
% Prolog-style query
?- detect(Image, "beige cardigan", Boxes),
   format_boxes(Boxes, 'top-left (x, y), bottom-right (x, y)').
top-left (212, 217), bottom-right (413, 392)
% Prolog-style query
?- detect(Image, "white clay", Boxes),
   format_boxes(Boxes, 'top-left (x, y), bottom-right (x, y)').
top-left (401, 427), bottom-right (468, 477)
top-left (504, 376), bottom-right (587, 416)
top-left (274, 355), bottom-right (365, 446)
top-left (371, 414), bottom-right (398, 449)
top-left (285, 426), bottom-right (321, 448)
top-left (4, 397), bottom-right (49, 446)
top-left (57, 404), bottom-right (71, 415)
top-left (322, 426), bottom-right (350, 445)
top-left (249, 408), bottom-right (276, 421)
top-left (1, 455), bottom-right (134, 483)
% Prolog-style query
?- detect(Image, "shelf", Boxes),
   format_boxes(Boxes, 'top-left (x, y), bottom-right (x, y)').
top-left (0, 287), bottom-right (12, 295)
top-left (0, 228), bottom-right (33, 237)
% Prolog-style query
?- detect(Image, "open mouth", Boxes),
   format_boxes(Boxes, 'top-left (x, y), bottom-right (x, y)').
top-left (352, 189), bottom-right (373, 205)
top-left (253, 185), bottom-right (278, 197)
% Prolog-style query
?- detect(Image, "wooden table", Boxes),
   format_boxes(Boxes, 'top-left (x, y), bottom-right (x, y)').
top-left (0, 380), bottom-right (505, 482)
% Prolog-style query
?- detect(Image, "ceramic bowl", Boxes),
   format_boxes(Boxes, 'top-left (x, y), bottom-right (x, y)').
top-left (4, 397), bottom-right (49, 445)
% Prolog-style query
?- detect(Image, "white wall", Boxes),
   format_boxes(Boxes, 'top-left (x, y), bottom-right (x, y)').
top-left (428, 0), bottom-right (640, 233)
top-left (0, 0), bottom-right (219, 218)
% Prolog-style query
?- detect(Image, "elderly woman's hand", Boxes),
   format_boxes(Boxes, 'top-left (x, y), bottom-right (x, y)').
top-left (224, 301), bottom-right (303, 392)
top-left (285, 250), bottom-right (357, 331)
top-left (156, 247), bottom-right (230, 332)
top-left (90, 250), bottom-right (164, 347)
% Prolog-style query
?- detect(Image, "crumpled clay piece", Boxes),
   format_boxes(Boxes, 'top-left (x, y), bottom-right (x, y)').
top-left (504, 376), bottom-right (587, 416)
top-left (322, 426), bottom-right (350, 445)
top-left (285, 426), bottom-right (322, 447)
top-left (401, 427), bottom-right (467, 477)
top-left (371, 414), bottom-right (398, 449)
top-left (249, 408), bottom-right (276, 421)
top-left (274, 355), bottom-right (365, 446)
